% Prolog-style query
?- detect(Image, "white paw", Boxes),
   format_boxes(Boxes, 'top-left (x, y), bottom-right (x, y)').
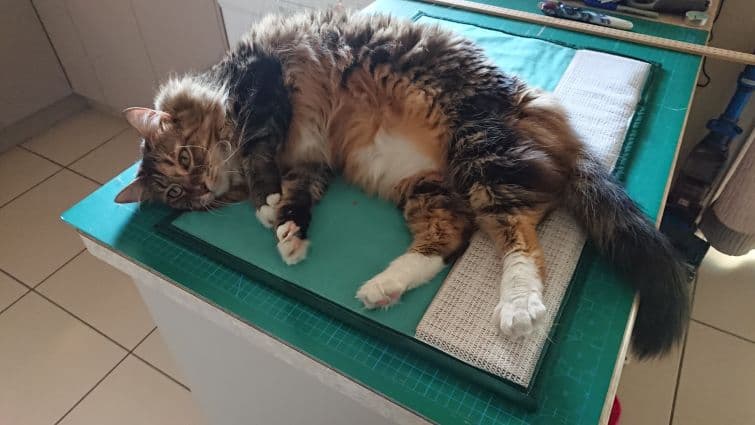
top-left (266, 193), bottom-right (281, 206)
top-left (276, 221), bottom-right (308, 265)
top-left (356, 275), bottom-right (406, 309)
top-left (493, 291), bottom-right (547, 338)
top-left (255, 193), bottom-right (280, 228)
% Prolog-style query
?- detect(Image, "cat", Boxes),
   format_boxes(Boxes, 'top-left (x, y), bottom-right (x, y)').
top-left (114, 10), bottom-right (688, 359)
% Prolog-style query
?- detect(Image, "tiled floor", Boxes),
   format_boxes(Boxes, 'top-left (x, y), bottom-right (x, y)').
top-left (0, 109), bottom-right (205, 425)
top-left (0, 109), bottom-right (752, 424)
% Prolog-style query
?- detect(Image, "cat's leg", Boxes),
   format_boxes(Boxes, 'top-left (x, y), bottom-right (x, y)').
top-left (476, 209), bottom-right (549, 338)
top-left (357, 172), bottom-right (474, 309)
top-left (244, 150), bottom-right (282, 229)
top-left (274, 163), bottom-right (331, 265)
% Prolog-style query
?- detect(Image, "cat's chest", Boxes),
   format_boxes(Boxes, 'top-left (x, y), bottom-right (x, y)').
top-left (346, 127), bottom-right (441, 200)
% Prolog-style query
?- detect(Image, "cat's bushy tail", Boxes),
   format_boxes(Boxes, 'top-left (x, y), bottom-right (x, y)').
top-left (564, 151), bottom-right (690, 359)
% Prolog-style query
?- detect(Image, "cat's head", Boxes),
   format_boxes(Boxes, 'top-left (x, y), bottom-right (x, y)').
top-left (114, 78), bottom-right (246, 210)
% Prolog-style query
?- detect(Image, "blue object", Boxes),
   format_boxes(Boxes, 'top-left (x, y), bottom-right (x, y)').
top-left (663, 64), bottom-right (755, 265)
top-left (539, 0), bottom-right (634, 29)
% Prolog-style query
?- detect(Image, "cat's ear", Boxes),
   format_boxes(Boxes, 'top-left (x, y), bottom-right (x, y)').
top-left (114, 178), bottom-right (146, 204)
top-left (122, 107), bottom-right (171, 139)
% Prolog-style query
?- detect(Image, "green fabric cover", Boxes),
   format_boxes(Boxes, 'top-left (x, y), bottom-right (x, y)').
top-left (416, 15), bottom-right (576, 91)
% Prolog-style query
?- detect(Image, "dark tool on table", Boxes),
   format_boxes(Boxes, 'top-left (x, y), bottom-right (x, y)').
top-left (625, 0), bottom-right (709, 13)
top-left (583, 0), bottom-right (660, 18)
top-left (662, 64), bottom-right (755, 266)
top-left (540, 1), bottom-right (634, 30)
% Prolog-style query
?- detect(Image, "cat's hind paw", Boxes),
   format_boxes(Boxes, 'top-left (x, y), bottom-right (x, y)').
top-left (493, 291), bottom-right (546, 338)
top-left (356, 275), bottom-right (405, 309)
top-left (276, 220), bottom-right (309, 265)
top-left (255, 193), bottom-right (280, 228)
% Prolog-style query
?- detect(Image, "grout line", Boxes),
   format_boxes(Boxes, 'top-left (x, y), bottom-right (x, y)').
top-left (52, 327), bottom-right (157, 425)
top-left (131, 351), bottom-right (191, 392)
top-left (18, 145), bottom-right (101, 185)
top-left (32, 249), bottom-right (87, 289)
top-left (18, 125), bottom-right (129, 169)
top-left (0, 167), bottom-right (63, 210)
top-left (133, 326), bottom-right (158, 351)
top-left (130, 326), bottom-right (191, 390)
top-left (668, 319), bottom-right (691, 425)
top-left (66, 126), bottom-right (131, 166)
top-left (0, 267), bottom-right (33, 290)
top-left (32, 288), bottom-right (131, 352)
top-left (691, 319), bottom-right (755, 344)
top-left (0, 136), bottom-right (108, 211)
top-left (33, 292), bottom-right (188, 389)
top-left (64, 167), bottom-right (104, 186)
top-left (668, 271), bottom-right (700, 425)
top-left (53, 353), bottom-right (130, 425)
top-left (0, 288), bottom-right (32, 317)
top-left (1, 109), bottom-right (125, 210)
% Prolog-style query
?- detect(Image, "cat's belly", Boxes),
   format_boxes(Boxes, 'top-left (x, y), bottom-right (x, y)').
top-left (344, 127), bottom-right (442, 202)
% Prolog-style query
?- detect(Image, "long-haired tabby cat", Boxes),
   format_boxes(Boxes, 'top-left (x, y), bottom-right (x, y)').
top-left (115, 10), bottom-right (688, 358)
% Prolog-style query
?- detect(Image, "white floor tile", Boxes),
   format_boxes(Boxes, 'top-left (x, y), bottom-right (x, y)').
top-left (692, 248), bottom-right (755, 341)
top-left (0, 292), bottom-right (125, 425)
top-left (673, 322), bottom-right (755, 425)
top-left (0, 147), bottom-right (60, 206)
top-left (38, 251), bottom-right (155, 349)
top-left (0, 271), bottom-right (28, 311)
top-left (617, 343), bottom-right (683, 425)
top-left (23, 109), bottom-right (127, 165)
top-left (0, 170), bottom-right (97, 285)
top-left (59, 355), bottom-right (205, 425)
top-left (135, 328), bottom-right (188, 385)
top-left (70, 128), bottom-right (140, 184)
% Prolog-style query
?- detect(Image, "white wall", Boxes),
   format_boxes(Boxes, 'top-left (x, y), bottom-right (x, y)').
top-left (219, 0), bottom-right (372, 48)
top-left (33, 0), bottom-right (228, 112)
top-left (0, 0), bottom-right (71, 129)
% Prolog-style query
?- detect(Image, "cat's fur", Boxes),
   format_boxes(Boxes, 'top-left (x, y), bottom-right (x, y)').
top-left (116, 10), bottom-right (688, 359)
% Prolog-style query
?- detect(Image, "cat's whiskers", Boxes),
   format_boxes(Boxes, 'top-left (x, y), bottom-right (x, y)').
top-left (222, 145), bottom-right (242, 166)
top-left (182, 144), bottom-right (209, 151)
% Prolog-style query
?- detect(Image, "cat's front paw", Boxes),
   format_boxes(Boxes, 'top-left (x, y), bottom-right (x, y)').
top-left (276, 220), bottom-right (309, 265)
top-left (356, 275), bottom-right (405, 309)
top-left (255, 193), bottom-right (280, 228)
top-left (493, 291), bottom-right (546, 338)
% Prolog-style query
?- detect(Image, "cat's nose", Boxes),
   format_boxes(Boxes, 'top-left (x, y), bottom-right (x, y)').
top-left (193, 183), bottom-right (210, 196)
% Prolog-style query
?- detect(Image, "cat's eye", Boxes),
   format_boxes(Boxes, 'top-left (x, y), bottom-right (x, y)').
top-left (178, 148), bottom-right (192, 168)
top-left (166, 184), bottom-right (184, 200)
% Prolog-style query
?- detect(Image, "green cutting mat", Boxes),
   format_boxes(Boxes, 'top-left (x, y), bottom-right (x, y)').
top-left (158, 14), bottom-right (585, 406)
top-left (62, 1), bottom-right (705, 423)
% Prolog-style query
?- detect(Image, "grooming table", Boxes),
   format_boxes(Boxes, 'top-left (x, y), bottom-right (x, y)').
top-left (62, 1), bottom-right (707, 423)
